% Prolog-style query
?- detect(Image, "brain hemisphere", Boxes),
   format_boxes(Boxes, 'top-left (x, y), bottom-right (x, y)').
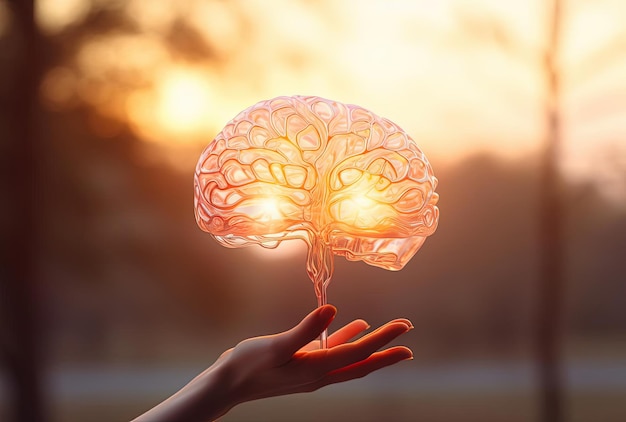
top-left (194, 95), bottom-right (439, 270)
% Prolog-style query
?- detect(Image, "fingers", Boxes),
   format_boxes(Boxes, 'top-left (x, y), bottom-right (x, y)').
top-left (327, 319), bottom-right (370, 348)
top-left (301, 319), bottom-right (369, 352)
top-left (305, 318), bottom-right (412, 351)
top-left (315, 346), bottom-right (413, 388)
top-left (363, 318), bottom-right (413, 339)
top-left (314, 321), bottom-right (411, 373)
top-left (273, 305), bottom-right (337, 360)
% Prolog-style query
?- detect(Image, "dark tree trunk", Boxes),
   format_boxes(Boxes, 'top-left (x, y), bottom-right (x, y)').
top-left (1, 1), bottom-right (46, 421)
top-left (537, 0), bottom-right (564, 421)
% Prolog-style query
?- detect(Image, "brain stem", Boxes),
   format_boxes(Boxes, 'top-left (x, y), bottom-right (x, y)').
top-left (306, 231), bottom-right (334, 348)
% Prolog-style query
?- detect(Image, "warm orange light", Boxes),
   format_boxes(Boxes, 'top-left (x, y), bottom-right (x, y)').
top-left (124, 66), bottom-right (219, 150)
top-left (36, 0), bottom-right (90, 35)
top-left (194, 95), bottom-right (439, 347)
top-left (156, 68), bottom-right (213, 135)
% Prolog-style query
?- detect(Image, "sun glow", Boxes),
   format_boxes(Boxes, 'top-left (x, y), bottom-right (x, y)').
top-left (34, 0), bottom-right (626, 201)
top-left (156, 68), bottom-right (214, 135)
top-left (125, 65), bottom-right (220, 145)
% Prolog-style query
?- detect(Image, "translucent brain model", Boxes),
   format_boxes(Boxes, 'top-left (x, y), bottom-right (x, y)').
top-left (194, 95), bottom-right (439, 346)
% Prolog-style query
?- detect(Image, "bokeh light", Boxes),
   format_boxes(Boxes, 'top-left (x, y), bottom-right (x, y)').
top-left (36, 0), bottom-right (90, 35)
top-left (0, 1), bottom-right (10, 38)
top-left (127, 65), bottom-right (218, 143)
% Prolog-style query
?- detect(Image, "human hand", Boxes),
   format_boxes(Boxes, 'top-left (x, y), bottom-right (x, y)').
top-left (134, 305), bottom-right (413, 422)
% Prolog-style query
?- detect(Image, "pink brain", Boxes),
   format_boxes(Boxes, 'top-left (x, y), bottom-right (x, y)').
top-left (194, 95), bottom-right (439, 271)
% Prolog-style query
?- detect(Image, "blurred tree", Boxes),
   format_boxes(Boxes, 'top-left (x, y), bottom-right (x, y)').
top-left (538, 2), bottom-right (563, 421)
top-left (1, 0), bottom-right (46, 421)
top-left (31, 1), bottom-right (245, 364)
top-left (451, 0), bottom-right (626, 420)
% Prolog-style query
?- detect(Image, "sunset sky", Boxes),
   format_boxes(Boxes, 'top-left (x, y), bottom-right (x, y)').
top-left (7, 0), bottom-right (625, 199)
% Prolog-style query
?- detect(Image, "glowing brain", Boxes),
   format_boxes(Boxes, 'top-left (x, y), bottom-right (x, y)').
top-left (194, 95), bottom-right (439, 342)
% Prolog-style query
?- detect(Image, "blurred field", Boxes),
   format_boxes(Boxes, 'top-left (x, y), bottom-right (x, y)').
top-left (4, 393), bottom-right (626, 422)
top-left (3, 355), bottom-right (626, 421)
top-left (47, 392), bottom-right (539, 422)
top-left (6, 392), bottom-right (624, 422)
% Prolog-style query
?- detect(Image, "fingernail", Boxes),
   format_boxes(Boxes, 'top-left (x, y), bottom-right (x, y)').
top-left (398, 322), bottom-right (412, 332)
top-left (393, 318), bottom-right (414, 329)
top-left (319, 305), bottom-right (337, 321)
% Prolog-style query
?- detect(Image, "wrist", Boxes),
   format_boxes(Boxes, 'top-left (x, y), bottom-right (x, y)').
top-left (188, 362), bottom-right (238, 421)
top-left (133, 363), bottom-right (237, 422)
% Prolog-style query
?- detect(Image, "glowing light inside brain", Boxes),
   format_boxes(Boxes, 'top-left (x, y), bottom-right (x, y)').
top-left (194, 95), bottom-right (439, 345)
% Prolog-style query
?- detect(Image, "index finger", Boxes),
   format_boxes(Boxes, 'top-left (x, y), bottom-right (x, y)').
top-left (273, 305), bottom-right (337, 359)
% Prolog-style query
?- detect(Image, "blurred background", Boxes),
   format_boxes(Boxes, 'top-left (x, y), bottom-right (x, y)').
top-left (1, 0), bottom-right (625, 421)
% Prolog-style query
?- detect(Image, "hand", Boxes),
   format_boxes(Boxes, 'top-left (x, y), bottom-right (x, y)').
top-left (134, 305), bottom-right (413, 422)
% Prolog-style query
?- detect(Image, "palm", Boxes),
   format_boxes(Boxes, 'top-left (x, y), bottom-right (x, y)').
top-left (213, 307), bottom-right (413, 403)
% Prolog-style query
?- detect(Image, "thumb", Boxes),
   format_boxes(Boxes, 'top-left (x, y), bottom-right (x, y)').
top-left (275, 305), bottom-right (336, 358)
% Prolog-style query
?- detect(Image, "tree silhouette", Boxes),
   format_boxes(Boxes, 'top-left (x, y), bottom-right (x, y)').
top-left (2, 1), bottom-right (46, 421)
top-left (451, 1), bottom-right (626, 420)
top-left (538, 2), bottom-right (563, 421)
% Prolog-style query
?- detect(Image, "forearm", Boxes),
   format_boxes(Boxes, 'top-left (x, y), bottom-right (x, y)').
top-left (133, 364), bottom-right (235, 422)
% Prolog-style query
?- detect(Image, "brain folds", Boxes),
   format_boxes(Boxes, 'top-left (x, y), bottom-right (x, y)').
top-left (194, 95), bottom-right (439, 271)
